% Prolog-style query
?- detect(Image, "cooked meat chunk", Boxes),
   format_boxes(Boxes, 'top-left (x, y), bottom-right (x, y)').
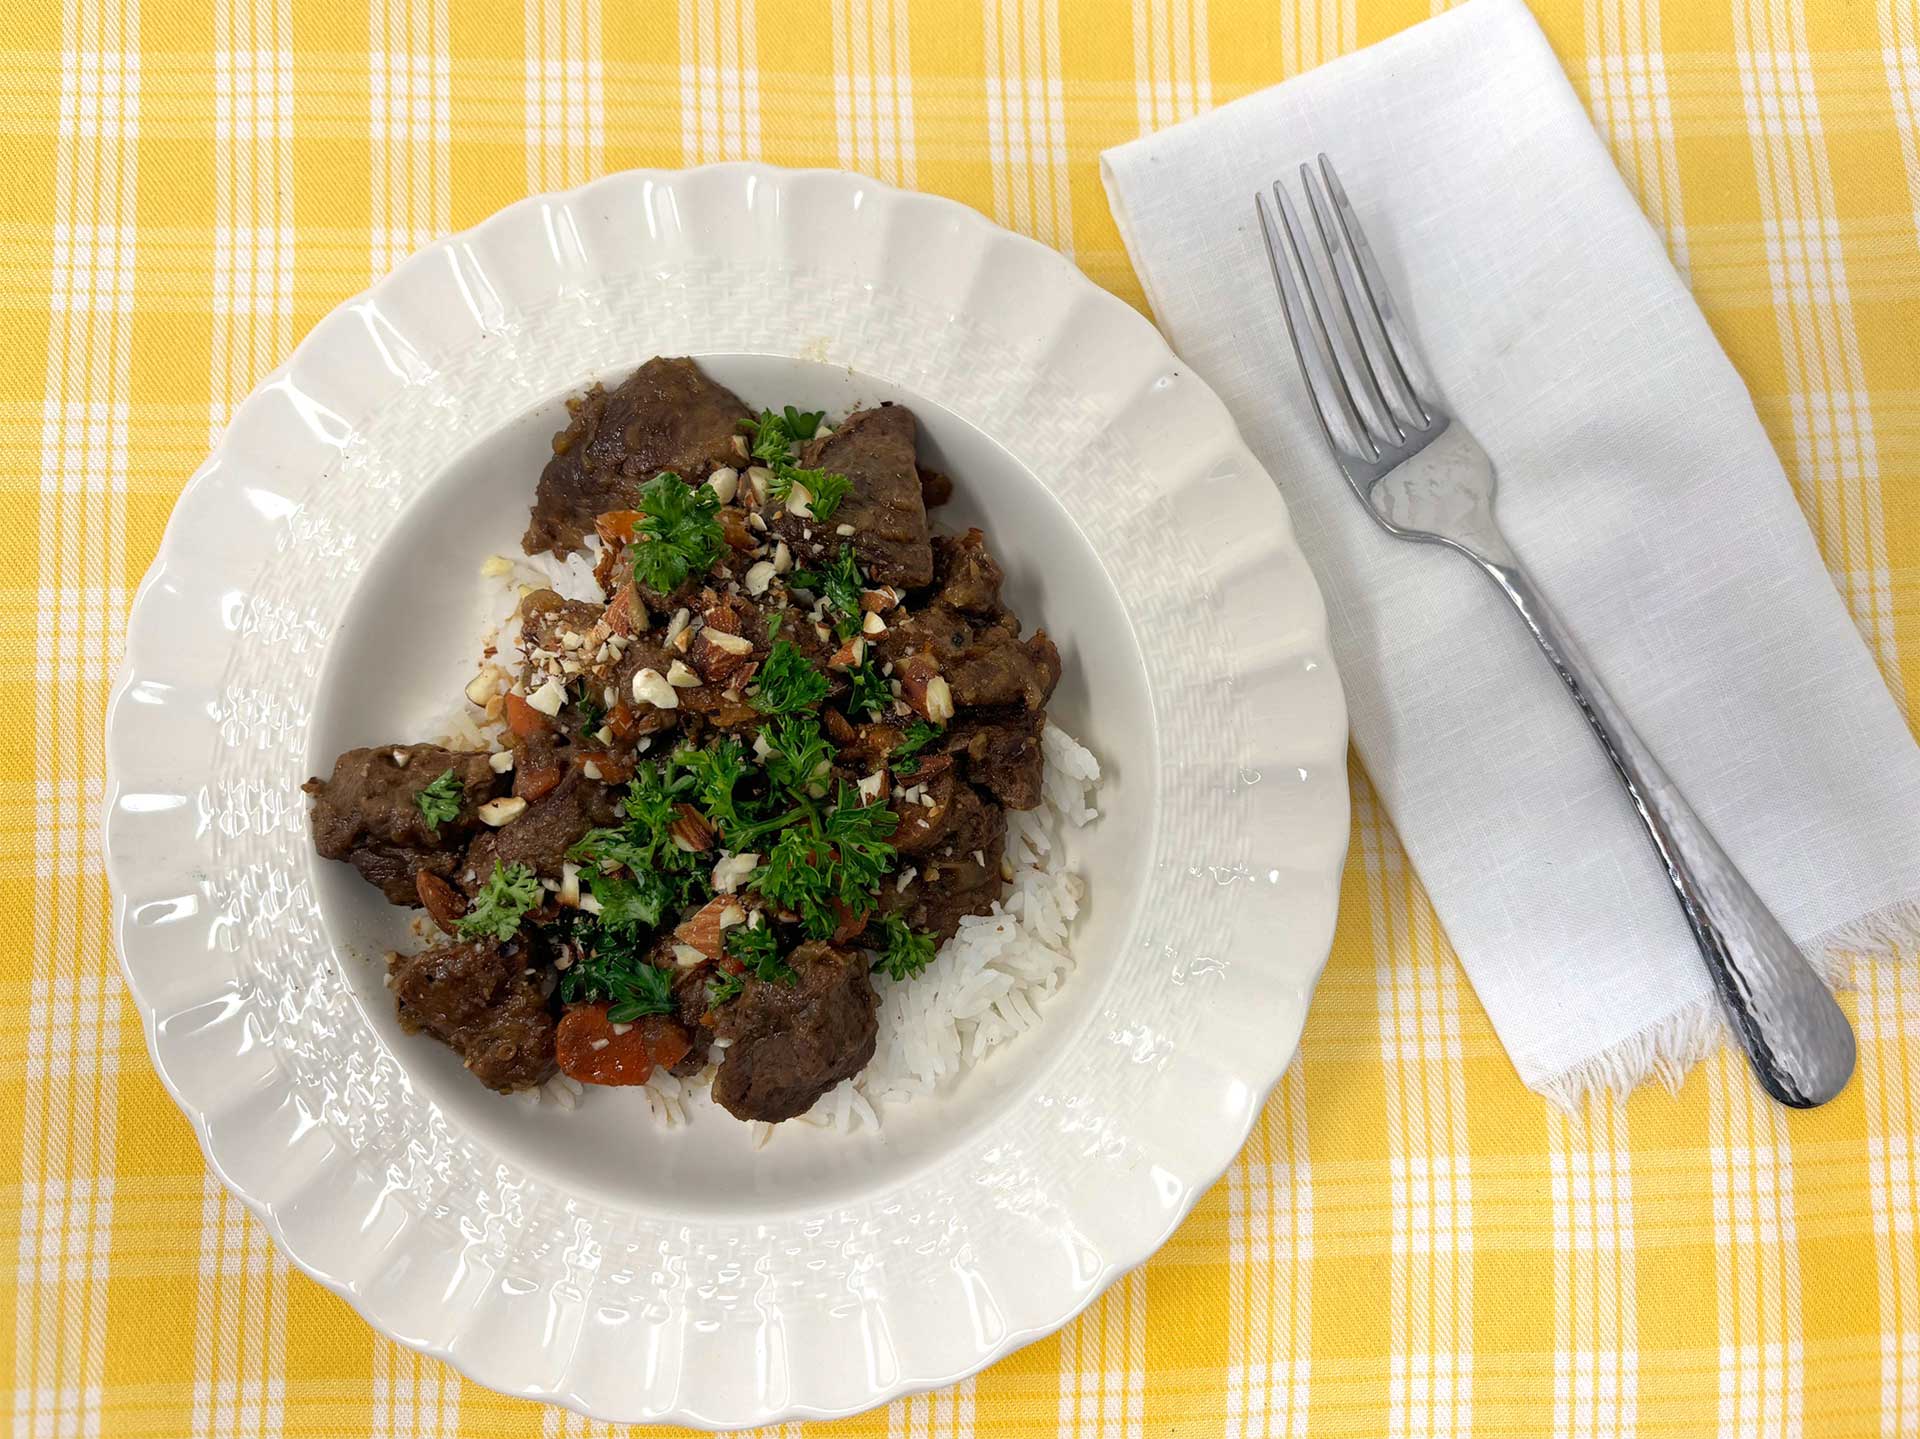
top-left (462, 765), bottom-right (619, 884)
top-left (388, 937), bottom-right (557, 1091)
top-left (946, 709), bottom-right (1046, 810)
top-left (881, 607), bottom-right (1061, 714)
top-left (946, 623), bottom-right (1059, 712)
top-left (670, 957), bottom-right (719, 1076)
top-left (710, 944), bottom-right (878, 1121)
top-left (772, 405), bottom-right (933, 588)
top-left (930, 529), bottom-right (1005, 617)
top-left (349, 845), bottom-right (461, 907)
top-left (519, 589), bottom-right (606, 656)
top-left (919, 465), bottom-right (953, 509)
top-left (524, 357), bottom-right (751, 558)
top-left (305, 745), bottom-right (500, 904)
top-left (891, 753), bottom-right (962, 856)
top-left (877, 808), bottom-right (1007, 945)
top-left (306, 744), bottom-right (498, 859)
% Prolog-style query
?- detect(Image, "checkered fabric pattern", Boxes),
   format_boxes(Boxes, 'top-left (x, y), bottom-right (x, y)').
top-left (3, 0), bottom-right (1916, 1434)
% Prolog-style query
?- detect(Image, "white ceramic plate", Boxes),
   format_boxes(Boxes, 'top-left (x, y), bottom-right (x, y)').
top-left (104, 165), bottom-right (1349, 1428)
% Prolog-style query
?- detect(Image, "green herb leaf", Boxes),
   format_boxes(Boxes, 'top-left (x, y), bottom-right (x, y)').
top-left (792, 545), bottom-right (864, 628)
top-left (456, 861), bottom-right (543, 941)
top-left (761, 713), bottom-right (836, 795)
top-left (582, 868), bottom-right (672, 931)
top-left (780, 466), bottom-right (852, 521)
top-left (891, 719), bottom-right (944, 774)
top-left (846, 660), bottom-right (891, 720)
top-left (755, 827), bottom-right (837, 938)
top-left (820, 781), bottom-right (899, 914)
top-left (415, 767), bottom-right (464, 835)
top-left (670, 738), bottom-right (750, 831)
top-left (559, 936), bottom-right (677, 1022)
top-left (751, 639), bottom-right (831, 715)
top-left (574, 692), bottom-right (605, 736)
top-left (631, 472), bottom-right (723, 595)
top-left (707, 969), bottom-right (746, 1007)
top-left (871, 913), bottom-right (938, 982)
top-left (725, 922), bottom-right (795, 985)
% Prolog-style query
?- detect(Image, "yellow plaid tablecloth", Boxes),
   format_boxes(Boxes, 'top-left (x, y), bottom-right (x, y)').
top-left (7, 0), bottom-right (1917, 1434)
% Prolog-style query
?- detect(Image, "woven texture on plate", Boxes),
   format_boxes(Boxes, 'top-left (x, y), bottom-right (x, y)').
top-left (6, 0), bottom-right (1917, 1436)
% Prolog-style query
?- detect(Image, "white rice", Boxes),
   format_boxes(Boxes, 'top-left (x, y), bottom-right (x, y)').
top-left (449, 546), bottom-right (1102, 1134)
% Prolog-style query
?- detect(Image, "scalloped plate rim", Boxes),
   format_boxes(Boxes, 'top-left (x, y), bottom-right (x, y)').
top-left (103, 161), bottom-right (1350, 1429)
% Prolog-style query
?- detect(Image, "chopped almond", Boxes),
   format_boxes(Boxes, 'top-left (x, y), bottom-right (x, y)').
top-left (415, 870), bottom-right (466, 932)
top-left (604, 582), bottom-right (642, 637)
top-left (669, 803), bottom-right (717, 853)
top-left (675, 894), bottom-right (743, 959)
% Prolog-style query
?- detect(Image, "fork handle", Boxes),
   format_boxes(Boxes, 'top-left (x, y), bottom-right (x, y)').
top-left (1466, 536), bottom-right (1855, 1107)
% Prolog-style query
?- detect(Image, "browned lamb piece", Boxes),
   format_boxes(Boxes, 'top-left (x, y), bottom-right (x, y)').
top-left (524, 357), bottom-right (751, 558)
top-left (387, 936), bottom-right (557, 1092)
top-left (765, 405), bottom-right (934, 589)
top-left (304, 744), bottom-right (501, 905)
top-left (709, 943), bottom-right (878, 1121)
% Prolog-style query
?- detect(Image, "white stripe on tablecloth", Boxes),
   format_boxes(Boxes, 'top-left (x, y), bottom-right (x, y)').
top-left (1583, 0), bottom-right (1690, 278)
top-left (680, 0), bottom-right (760, 164)
top-left (17, 6), bottom-right (137, 1437)
top-left (1733, 0), bottom-right (1903, 708)
top-left (368, 0), bottom-right (451, 278)
top-left (1360, 774), bottom-right (1473, 1439)
top-left (524, 0), bottom-right (604, 192)
top-left (1549, 1103), bottom-right (1638, 1439)
top-left (984, 0), bottom-right (1073, 254)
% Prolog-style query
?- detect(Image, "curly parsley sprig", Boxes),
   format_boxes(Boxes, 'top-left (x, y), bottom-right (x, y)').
top-left (872, 914), bottom-right (938, 981)
top-left (414, 768), bottom-right (464, 835)
top-left (743, 408), bottom-right (853, 521)
top-left (456, 861), bottom-right (543, 941)
top-left (631, 471), bottom-right (723, 594)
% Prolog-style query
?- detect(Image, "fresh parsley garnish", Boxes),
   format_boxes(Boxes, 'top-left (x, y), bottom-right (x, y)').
top-left (745, 406), bottom-right (825, 464)
top-left (891, 719), bottom-right (944, 774)
top-left (751, 639), bottom-right (831, 715)
top-left (872, 914), bottom-right (938, 981)
top-left (415, 767), bottom-right (464, 835)
top-left (771, 465), bottom-right (853, 521)
top-left (456, 861), bottom-right (542, 941)
top-left (559, 938), bottom-right (677, 1022)
top-left (819, 782), bottom-right (899, 909)
top-left (631, 471), bottom-right (723, 594)
top-left (792, 545), bottom-right (864, 634)
top-left (755, 782), bottom-right (901, 938)
top-left (744, 408), bottom-right (852, 520)
top-left (569, 762), bottom-right (709, 917)
top-left (757, 828), bottom-right (839, 940)
top-left (761, 713), bottom-right (835, 795)
top-left (846, 660), bottom-right (891, 720)
top-left (668, 738), bottom-right (755, 847)
top-left (725, 923), bottom-right (795, 985)
top-left (707, 969), bottom-right (746, 1007)
top-left (575, 693), bottom-right (605, 736)
top-left (582, 868), bottom-right (675, 931)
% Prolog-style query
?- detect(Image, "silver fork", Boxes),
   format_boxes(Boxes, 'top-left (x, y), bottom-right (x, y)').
top-left (1256, 155), bottom-right (1854, 1108)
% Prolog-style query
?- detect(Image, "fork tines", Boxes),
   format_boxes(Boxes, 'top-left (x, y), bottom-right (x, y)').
top-left (1255, 156), bottom-right (1437, 467)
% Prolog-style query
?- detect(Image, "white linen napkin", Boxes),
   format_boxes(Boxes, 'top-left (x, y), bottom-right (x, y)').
top-left (1101, 0), bottom-right (1920, 1102)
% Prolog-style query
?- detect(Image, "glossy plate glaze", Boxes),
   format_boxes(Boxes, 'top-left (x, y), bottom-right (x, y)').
top-left (103, 165), bottom-right (1349, 1428)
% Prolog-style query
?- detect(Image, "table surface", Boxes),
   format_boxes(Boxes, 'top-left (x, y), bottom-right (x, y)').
top-left (8, 0), bottom-right (1918, 1434)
